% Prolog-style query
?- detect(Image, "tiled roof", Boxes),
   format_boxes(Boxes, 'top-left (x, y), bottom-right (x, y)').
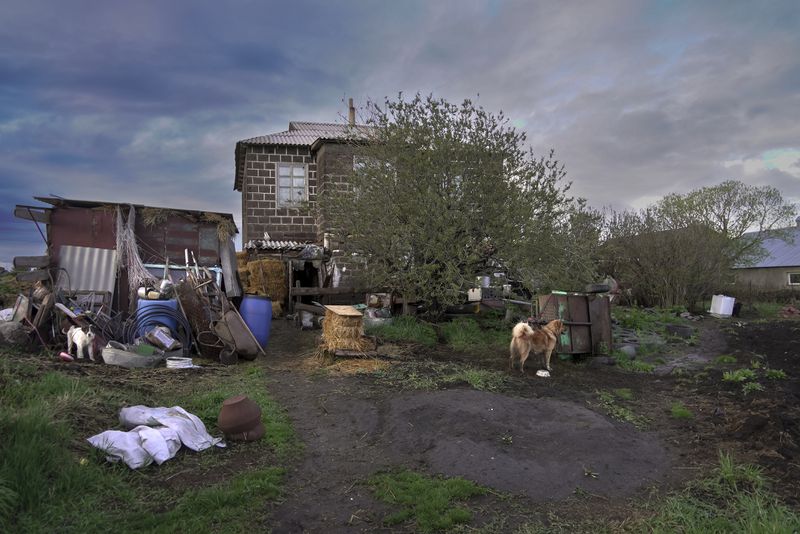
top-left (237, 121), bottom-right (372, 146)
top-left (736, 224), bottom-right (800, 268)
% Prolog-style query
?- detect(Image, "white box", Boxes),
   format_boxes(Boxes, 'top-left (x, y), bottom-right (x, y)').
top-left (710, 295), bottom-right (735, 317)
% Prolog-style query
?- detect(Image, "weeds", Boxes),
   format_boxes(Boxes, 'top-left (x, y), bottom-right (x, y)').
top-left (670, 402), bottom-right (693, 419)
top-left (714, 354), bottom-right (737, 365)
top-left (722, 368), bottom-right (757, 382)
top-left (594, 390), bottom-right (649, 429)
top-left (765, 368), bottom-right (788, 380)
top-left (639, 451), bottom-right (799, 533)
top-left (369, 470), bottom-right (486, 532)
top-left (612, 351), bottom-right (654, 373)
top-left (741, 382), bottom-right (765, 396)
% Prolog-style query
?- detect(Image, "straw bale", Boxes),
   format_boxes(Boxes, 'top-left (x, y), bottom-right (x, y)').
top-left (236, 251), bottom-right (249, 266)
top-left (246, 259), bottom-right (286, 300)
top-left (320, 309), bottom-right (371, 351)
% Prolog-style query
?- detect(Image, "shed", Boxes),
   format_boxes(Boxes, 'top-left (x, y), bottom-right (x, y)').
top-left (733, 218), bottom-right (800, 292)
top-left (14, 197), bottom-right (240, 313)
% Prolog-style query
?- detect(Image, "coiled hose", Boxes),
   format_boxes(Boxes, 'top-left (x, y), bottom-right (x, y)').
top-left (122, 304), bottom-right (192, 356)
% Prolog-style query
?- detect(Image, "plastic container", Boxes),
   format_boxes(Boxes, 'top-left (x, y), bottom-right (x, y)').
top-left (710, 295), bottom-right (736, 317)
top-left (239, 295), bottom-right (272, 348)
top-left (136, 299), bottom-right (179, 336)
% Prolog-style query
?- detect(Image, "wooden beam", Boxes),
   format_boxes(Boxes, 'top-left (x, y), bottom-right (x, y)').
top-left (290, 286), bottom-right (367, 296)
top-left (16, 270), bottom-right (51, 282)
top-left (14, 206), bottom-right (50, 223)
top-left (13, 256), bottom-right (50, 269)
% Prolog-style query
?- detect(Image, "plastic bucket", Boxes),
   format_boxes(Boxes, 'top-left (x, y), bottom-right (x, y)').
top-left (136, 299), bottom-right (179, 336)
top-left (240, 295), bottom-right (272, 348)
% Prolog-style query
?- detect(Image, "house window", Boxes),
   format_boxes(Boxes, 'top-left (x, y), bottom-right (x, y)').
top-left (789, 273), bottom-right (800, 285)
top-left (278, 163), bottom-right (307, 206)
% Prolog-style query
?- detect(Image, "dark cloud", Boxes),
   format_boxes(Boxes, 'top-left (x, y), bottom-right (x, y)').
top-left (1, 0), bottom-right (798, 263)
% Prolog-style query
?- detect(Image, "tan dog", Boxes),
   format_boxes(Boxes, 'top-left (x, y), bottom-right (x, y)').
top-left (509, 319), bottom-right (565, 373)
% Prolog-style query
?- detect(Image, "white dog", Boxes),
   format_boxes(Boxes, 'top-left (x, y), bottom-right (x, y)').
top-left (65, 325), bottom-right (97, 362)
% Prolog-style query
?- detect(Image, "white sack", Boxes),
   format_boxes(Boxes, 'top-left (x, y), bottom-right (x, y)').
top-left (87, 426), bottom-right (181, 469)
top-left (119, 405), bottom-right (224, 451)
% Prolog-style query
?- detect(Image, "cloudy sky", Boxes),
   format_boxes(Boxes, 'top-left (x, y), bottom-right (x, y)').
top-left (1, 0), bottom-right (799, 265)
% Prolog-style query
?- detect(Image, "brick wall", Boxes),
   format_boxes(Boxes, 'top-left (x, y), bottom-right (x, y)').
top-left (241, 145), bottom-right (317, 243)
top-left (315, 142), bottom-right (359, 242)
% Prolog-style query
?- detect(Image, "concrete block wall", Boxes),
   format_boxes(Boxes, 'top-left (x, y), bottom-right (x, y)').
top-left (241, 145), bottom-right (317, 243)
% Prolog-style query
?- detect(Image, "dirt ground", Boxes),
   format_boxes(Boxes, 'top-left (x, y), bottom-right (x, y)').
top-left (257, 316), bottom-right (800, 532)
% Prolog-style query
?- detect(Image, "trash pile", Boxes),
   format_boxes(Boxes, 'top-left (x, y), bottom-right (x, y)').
top-left (3, 199), bottom-right (270, 368)
top-left (1, 248), bottom-right (266, 368)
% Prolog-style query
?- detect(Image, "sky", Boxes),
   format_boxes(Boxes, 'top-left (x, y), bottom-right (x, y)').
top-left (1, 0), bottom-right (799, 266)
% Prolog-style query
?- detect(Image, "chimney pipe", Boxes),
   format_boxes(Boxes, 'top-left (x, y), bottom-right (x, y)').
top-left (348, 98), bottom-right (355, 126)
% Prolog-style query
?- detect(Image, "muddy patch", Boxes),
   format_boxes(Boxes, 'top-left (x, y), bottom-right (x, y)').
top-left (385, 389), bottom-right (668, 499)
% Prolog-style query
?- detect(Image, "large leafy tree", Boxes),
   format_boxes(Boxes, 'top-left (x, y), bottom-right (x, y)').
top-left (320, 94), bottom-right (576, 316)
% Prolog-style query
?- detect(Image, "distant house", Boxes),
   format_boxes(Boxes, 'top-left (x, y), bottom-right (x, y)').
top-left (233, 101), bottom-right (371, 247)
top-left (733, 217), bottom-right (800, 291)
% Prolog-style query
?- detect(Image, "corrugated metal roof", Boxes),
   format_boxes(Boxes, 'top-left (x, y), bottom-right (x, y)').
top-left (736, 225), bottom-right (800, 268)
top-left (237, 122), bottom-right (372, 146)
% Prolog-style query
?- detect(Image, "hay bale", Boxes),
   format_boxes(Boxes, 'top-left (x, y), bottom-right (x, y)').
top-left (237, 268), bottom-right (252, 293)
top-left (236, 251), bottom-right (249, 266)
top-left (246, 259), bottom-right (286, 300)
top-left (320, 306), bottom-right (371, 352)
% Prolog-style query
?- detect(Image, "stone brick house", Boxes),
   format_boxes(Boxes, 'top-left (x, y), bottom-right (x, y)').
top-left (234, 108), bottom-right (370, 246)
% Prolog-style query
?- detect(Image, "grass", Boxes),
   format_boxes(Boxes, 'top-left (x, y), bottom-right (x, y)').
top-left (612, 388), bottom-right (634, 400)
top-left (670, 401), bottom-right (693, 419)
top-left (440, 317), bottom-right (507, 351)
top-left (368, 470), bottom-right (486, 532)
top-left (374, 360), bottom-right (508, 392)
top-left (751, 301), bottom-right (784, 319)
top-left (595, 390), bottom-right (649, 429)
top-left (366, 315), bottom-right (438, 345)
top-left (0, 352), bottom-right (294, 533)
top-left (722, 368), bottom-right (757, 382)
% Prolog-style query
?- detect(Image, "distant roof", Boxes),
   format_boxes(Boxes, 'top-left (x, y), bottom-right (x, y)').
top-left (33, 196), bottom-right (237, 231)
top-left (234, 121), bottom-right (373, 191)
top-left (735, 225), bottom-right (800, 269)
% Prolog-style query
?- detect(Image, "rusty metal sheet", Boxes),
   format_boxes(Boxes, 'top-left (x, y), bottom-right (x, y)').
top-left (49, 208), bottom-right (116, 265)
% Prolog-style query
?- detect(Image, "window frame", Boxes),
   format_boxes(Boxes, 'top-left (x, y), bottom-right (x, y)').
top-left (276, 162), bottom-right (308, 207)
top-left (788, 272), bottom-right (800, 286)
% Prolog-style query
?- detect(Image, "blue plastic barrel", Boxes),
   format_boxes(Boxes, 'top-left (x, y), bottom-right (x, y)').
top-left (136, 299), bottom-right (179, 336)
top-left (240, 295), bottom-right (272, 348)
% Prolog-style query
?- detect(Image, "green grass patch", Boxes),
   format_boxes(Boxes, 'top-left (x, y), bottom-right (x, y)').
top-left (670, 401), bottom-right (693, 419)
top-left (613, 306), bottom-right (682, 332)
top-left (751, 301), bottom-right (784, 319)
top-left (714, 354), bottom-right (737, 365)
top-left (440, 317), bottom-right (507, 351)
top-left (722, 368), bottom-right (757, 382)
top-left (374, 361), bottom-right (508, 392)
top-left (366, 315), bottom-right (437, 346)
top-left (765, 368), bottom-right (788, 380)
top-left (369, 470), bottom-right (486, 532)
top-left (595, 390), bottom-right (649, 429)
top-left (639, 452), bottom-right (800, 533)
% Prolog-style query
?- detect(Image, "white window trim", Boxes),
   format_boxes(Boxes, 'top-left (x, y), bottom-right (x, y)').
top-left (277, 162), bottom-right (308, 207)
top-left (788, 272), bottom-right (800, 286)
